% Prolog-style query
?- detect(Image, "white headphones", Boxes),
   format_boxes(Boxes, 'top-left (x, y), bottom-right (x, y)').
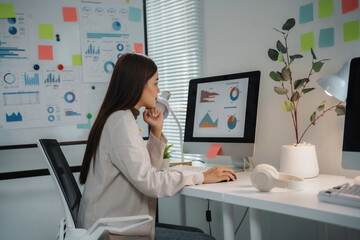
top-left (251, 164), bottom-right (305, 192)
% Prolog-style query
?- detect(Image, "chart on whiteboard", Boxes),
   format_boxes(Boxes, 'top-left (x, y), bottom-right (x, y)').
top-left (79, 1), bottom-right (145, 82)
top-left (0, 67), bottom-right (86, 129)
top-left (0, 12), bottom-right (31, 66)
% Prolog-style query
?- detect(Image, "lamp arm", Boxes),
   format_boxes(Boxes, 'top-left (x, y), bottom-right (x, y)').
top-left (169, 108), bottom-right (184, 162)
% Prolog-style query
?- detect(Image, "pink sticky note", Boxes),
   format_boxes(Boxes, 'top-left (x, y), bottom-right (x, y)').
top-left (38, 45), bottom-right (53, 60)
top-left (205, 143), bottom-right (223, 158)
top-left (342, 0), bottom-right (358, 14)
top-left (62, 7), bottom-right (77, 22)
top-left (134, 43), bottom-right (143, 53)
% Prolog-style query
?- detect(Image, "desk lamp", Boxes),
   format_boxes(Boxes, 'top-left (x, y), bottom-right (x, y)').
top-left (316, 61), bottom-right (350, 101)
top-left (156, 91), bottom-right (184, 162)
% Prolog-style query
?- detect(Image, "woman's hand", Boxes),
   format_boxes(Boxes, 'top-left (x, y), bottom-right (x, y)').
top-left (202, 166), bottom-right (237, 183)
top-left (143, 108), bottom-right (163, 140)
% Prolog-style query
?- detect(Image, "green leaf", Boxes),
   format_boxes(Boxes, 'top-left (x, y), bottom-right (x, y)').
top-left (281, 67), bottom-right (290, 81)
top-left (282, 18), bottom-right (295, 31)
top-left (163, 144), bottom-right (174, 159)
top-left (294, 78), bottom-right (309, 89)
top-left (276, 71), bottom-right (285, 81)
top-left (311, 48), bottom-right (317, 60)
top-left (291, 91), bottom-right (300, 102)
top-left (290, 54), bottom-right (303, 64)
top-left (276, 40), bottom-right (287, 54)
top-left (281, 101), bottom-right (294, 112)
top-left (310, 111), bottom-right (316, 125)
top-left (278, 52), bottom-right (285, 62)
top-left (274, 87), bottom-right (288, 95)
top-left (317, 100), bottom-right (326, 112)
top-left (269, 71), bottom-right (280, 81)
top-left (313, 61), bottom-right (324, 72)
top-left (335, 105), bottom-right (346, 116)
top-left (268, 49), bottom-right (279, 61)
top-left (273, 28), bottom-right (286, 34)
top-left (302, 88), bottom-right (315, 94)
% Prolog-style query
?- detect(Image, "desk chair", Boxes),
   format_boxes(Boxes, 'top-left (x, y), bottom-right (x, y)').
top-left (37, 139), bottom-right (152, 240)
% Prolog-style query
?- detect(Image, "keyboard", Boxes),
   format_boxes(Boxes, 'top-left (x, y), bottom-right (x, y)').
top-left (167, 165), bottom-right (211, 173)
top-left (317, 183), bottom-right (360, 208)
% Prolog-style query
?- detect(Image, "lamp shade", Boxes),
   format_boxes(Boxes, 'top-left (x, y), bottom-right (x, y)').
top-left (156, 91), bottom-right (171, 119)
top-left (316, 61), bottom-right (350, 102)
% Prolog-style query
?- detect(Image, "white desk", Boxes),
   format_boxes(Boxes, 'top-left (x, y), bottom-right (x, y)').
top-left (181, 172), bottom-right (360, 240)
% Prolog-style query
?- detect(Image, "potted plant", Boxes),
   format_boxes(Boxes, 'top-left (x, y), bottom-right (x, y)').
top-left (161, 144), bottom-right (173, 169)
top-left (268, 18), bottom-right (346, 178)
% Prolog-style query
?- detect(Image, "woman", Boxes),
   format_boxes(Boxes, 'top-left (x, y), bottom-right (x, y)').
top-left (77, 52), bottom-right (236, 239)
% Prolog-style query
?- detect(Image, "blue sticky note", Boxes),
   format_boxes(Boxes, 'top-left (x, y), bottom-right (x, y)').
top-left (319, 27), bottom-right (334, 48)
top-left (299, 3), bottom-right (313, 24)
top-left (129, 7), bottom-right (141, 22)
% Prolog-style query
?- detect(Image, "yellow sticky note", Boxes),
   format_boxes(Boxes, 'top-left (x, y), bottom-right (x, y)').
top-left (343, 20), bottom-right (360, 42)
top-left (301, 32), bottom-right (314, 51)
top-left (72, 54), bottom-right (82, 66)
top-left (0, 3), bottom-right (16, 18)
top-left (319, 0), bottom-right (334, 18)
top-left (39, 24), bottom-right (54, 39)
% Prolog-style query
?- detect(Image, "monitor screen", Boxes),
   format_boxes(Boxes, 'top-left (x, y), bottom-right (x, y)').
top-left (342, 57), bottom-right (360, 170)
top-left (184, 71), bottom-right (260, 157)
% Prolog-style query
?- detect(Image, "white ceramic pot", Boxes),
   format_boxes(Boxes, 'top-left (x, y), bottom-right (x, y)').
top-left (161, 158), bottom-right (170, 169)
top-left (279, 144), bottom-right (319, 178)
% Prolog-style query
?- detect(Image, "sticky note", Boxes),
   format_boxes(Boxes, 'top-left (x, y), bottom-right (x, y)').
top-left (129, 7), bottom-right (141, 22)
top-left (39, 24), bottom-right (54, 39)
top-left (205, 143), bottom-right (223, 158)
top-left (0, 3), bottom-right (16, 18)
top-left (299, 3), bottom-right (313, 24)
top-left (62, 7), bottom-right (77, 22)
top-left (72, 54), bottom-right (82, 66)
top-left (342, 0), bottom-right (358, 14)
top-left (319, 0), bottom-right (334, 18)
top-left (301, 32), bottom-right (314, 51)
top-left (38, 45), bottom-right (53, 60)
top-left (343, 20), bottom-right (360, 42)
top-left (319, 27), bottom-right (334, 48)
top-left (134, 43), bottom-right (143, 53)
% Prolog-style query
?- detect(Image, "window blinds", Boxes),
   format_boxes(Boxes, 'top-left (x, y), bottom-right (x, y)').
top-left (146, 0), bottom-right (204, 162)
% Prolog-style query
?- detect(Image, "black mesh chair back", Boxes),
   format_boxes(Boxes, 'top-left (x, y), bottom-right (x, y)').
top-left (38, 139), bottom-right (82, 225)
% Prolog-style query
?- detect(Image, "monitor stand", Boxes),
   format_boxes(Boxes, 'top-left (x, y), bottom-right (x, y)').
top-left (192, 156), bottom-right (251, 171)
top-left (231, 156), bottom-right (252, 171)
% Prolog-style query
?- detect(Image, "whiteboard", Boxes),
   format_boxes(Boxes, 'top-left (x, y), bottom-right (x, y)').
top-left (0, 0), bottom-right (148, 148)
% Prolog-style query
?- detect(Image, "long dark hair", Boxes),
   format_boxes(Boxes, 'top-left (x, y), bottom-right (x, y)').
top-left (79, 52), bottom-right (157, 184)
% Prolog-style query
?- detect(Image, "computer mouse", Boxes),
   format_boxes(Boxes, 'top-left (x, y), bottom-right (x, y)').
top-left (220, 175), bottom-right (237, 183)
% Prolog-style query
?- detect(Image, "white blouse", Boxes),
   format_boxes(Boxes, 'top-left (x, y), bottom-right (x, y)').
top-left (77, 109), bottom-right (204, 239)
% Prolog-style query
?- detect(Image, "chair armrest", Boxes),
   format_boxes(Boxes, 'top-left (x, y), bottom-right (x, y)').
top-left (85, 215), bottom-right (153, 240)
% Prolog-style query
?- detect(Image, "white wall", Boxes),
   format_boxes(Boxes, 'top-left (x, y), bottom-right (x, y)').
top-left (203, 0), bottom-right (360, 178)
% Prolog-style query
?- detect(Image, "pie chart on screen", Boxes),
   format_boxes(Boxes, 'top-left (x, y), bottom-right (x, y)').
top-left (227, 115), bottom-right (237, 130)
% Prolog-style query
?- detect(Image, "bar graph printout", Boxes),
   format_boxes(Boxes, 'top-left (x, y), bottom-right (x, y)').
top-left (80, 1), bottom-right (145, 82)
top-left (193, 78), bottom-right (249, 138)
top-left (0, 12), bottom-right (30, 64)
top-left (0, 67), bottom-right (86, 129)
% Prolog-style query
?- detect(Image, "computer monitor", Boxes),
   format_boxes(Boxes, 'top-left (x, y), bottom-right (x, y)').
top-left (184, 71), bottom-right (260, 159)
top-left (342, 57), bottom-right (360, 170)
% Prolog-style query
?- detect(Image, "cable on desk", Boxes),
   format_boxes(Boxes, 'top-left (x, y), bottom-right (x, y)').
top-left (192, 160), bottom-right (205, 164)
top-left (234, 207), bottom-right (249, 235)
top-left (206, 199), bottom-right (212, 236)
